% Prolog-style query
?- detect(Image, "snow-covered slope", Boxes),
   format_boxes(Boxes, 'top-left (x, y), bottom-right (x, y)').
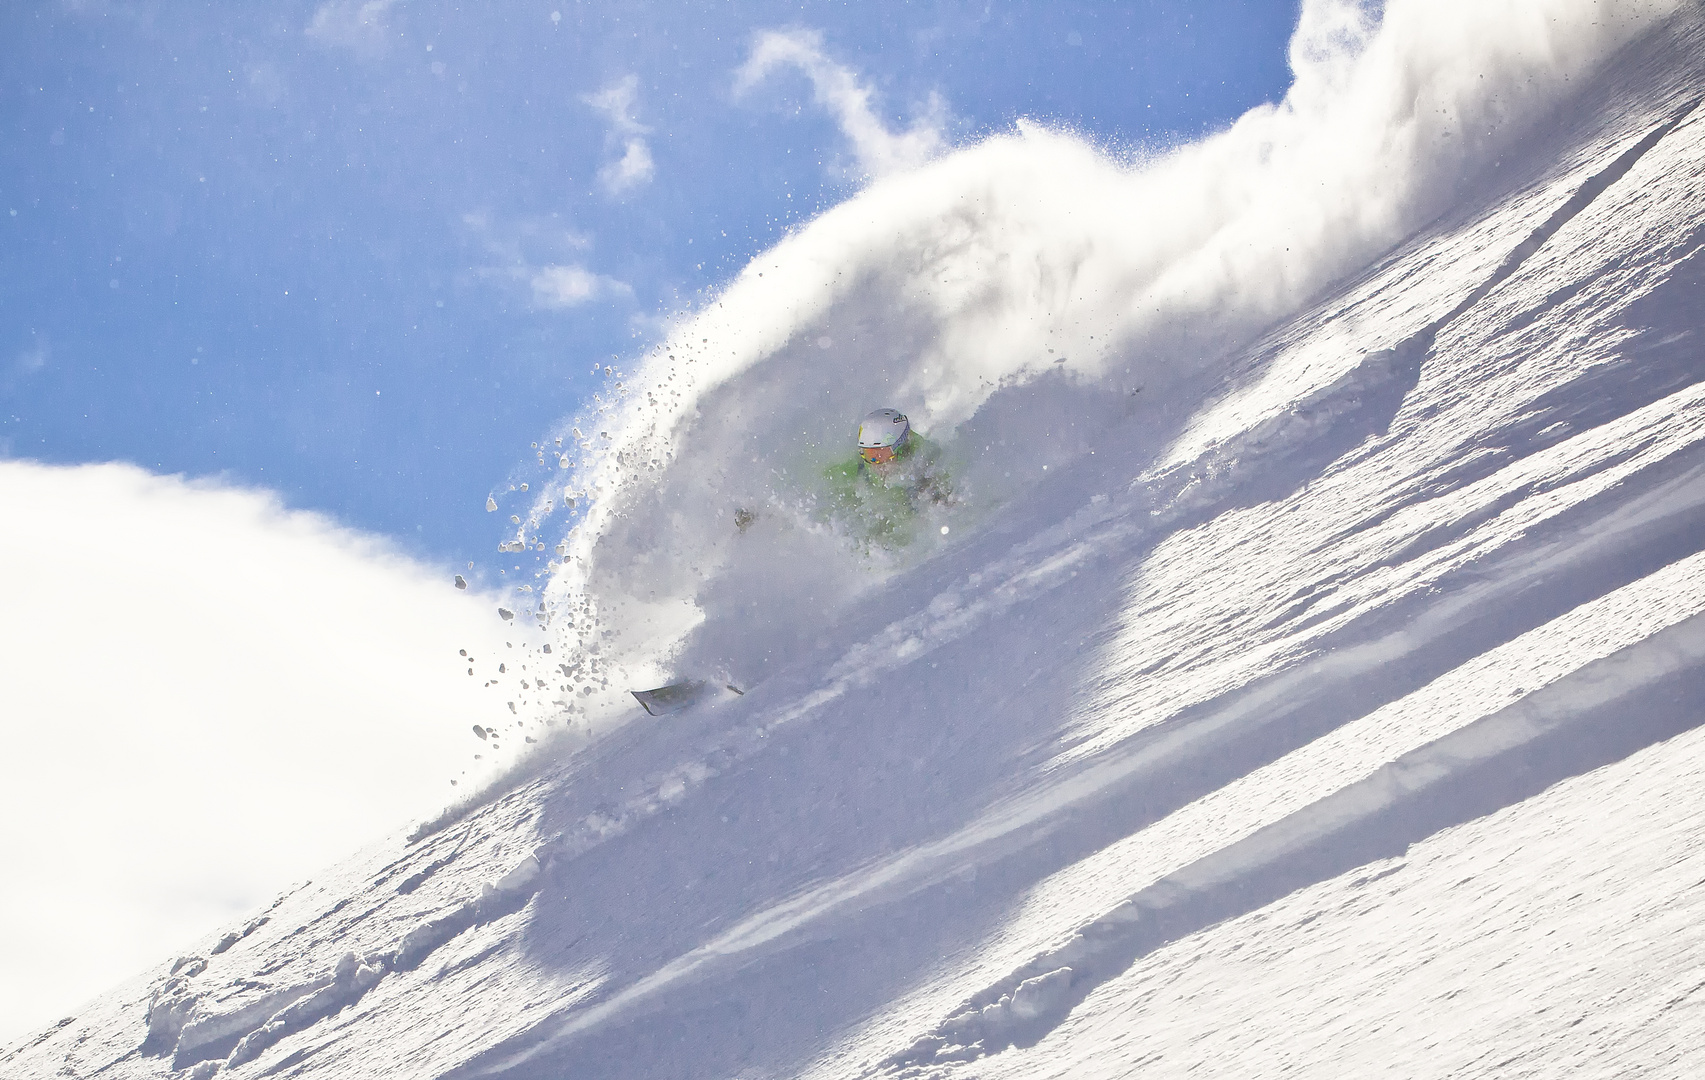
top-left (10, 3), bottom-right (1705, 1078)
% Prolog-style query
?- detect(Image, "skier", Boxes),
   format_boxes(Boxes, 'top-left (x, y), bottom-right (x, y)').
top-left (641, 409), bottom-right (950, 715)
top-left (821, 408), bottom-right (953, 548)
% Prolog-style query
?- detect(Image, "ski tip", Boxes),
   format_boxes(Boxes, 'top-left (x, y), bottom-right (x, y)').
top-left (631, 680), bottom-right (705, 716)
top-left (631, 680), bottom-right (745, 715)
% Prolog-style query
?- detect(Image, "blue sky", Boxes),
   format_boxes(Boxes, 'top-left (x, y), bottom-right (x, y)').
top-left (1, 0), bottom-right (1298, 574)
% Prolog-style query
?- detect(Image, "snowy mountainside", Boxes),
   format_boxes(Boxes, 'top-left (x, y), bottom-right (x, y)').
top-left (499, 0), bottom-right (1684, 722)
top-left (9, 4), bottom-right (1705, 1079)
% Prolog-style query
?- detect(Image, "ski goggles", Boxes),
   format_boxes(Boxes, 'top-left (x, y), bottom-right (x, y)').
top-left (860, 443), bottom-right (900, 465)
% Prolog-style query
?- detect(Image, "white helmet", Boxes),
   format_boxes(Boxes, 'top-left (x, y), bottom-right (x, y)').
top-left (857, 408), bottom-right (911, 464)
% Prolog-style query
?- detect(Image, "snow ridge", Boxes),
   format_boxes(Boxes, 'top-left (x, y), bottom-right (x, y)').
top-left (121, 846), bottom-right (549, 1076)
top-left (883, 608), bottom-right (1705, 1070)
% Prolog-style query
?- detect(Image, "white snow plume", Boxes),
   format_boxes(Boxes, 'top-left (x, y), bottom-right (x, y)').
top-left (734, 28), bottom-right (950, 181)
top-left (523, 0), bottom-right (1680, 735)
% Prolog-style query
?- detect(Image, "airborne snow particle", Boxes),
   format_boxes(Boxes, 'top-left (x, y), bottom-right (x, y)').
top-left (498, 608), bottom-right (515, 621)
top-left (454, 575), bottom-right (468, 589)
top-left (485, 496), bottom-right (497, 512)
top-left (472, 725), bottom-right (487, 740)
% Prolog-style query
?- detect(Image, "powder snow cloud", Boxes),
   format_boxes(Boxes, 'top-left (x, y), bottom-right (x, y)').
top-left (525, 0), bottom-right (1685, 734)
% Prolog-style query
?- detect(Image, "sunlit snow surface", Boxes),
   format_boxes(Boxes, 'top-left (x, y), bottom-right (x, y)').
top-left (9, 5), bottom-right (1705, 1080)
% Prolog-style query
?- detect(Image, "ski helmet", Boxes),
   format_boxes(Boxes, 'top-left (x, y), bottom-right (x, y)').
top-left (857, 408), bottom-right (911, 465)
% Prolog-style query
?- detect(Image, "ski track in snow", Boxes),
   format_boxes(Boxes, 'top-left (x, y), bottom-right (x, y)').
top-left (8, 8), bottom-right (1705, 1080)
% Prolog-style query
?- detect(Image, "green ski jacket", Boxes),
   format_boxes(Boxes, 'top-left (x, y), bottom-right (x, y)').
top-left (820, 433), bottom-right (953, 549)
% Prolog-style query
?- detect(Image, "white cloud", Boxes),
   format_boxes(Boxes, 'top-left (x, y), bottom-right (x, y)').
top-left (599, 138), bottom-right (656, 196)
top-left (246, 62), bottom-right (287, 104)
top-left (0, 461), bottom-right (529, 1044)
top-left (462, 209), bottom-right (592, 263)
top-left (583, 75), bottom-right (656, 196)
top-left (531, 263), bottom-right (633, 308)
top-left (461, 212), bottom-right (632, 311)
top-left (584, 73), bottom-right (647, 140)
top-left (13, 338), bottom-right (47, 377)
top-left (734, 28), bottom-right (949, 181)
top-left (305, 0), bottom-right (402, 56)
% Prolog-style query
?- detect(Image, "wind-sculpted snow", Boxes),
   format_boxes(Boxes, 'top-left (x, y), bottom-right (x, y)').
top-left (886, 563), bottom-right (1705, 1068)
top-left (10, 4), bottom-right (1705, 1080)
